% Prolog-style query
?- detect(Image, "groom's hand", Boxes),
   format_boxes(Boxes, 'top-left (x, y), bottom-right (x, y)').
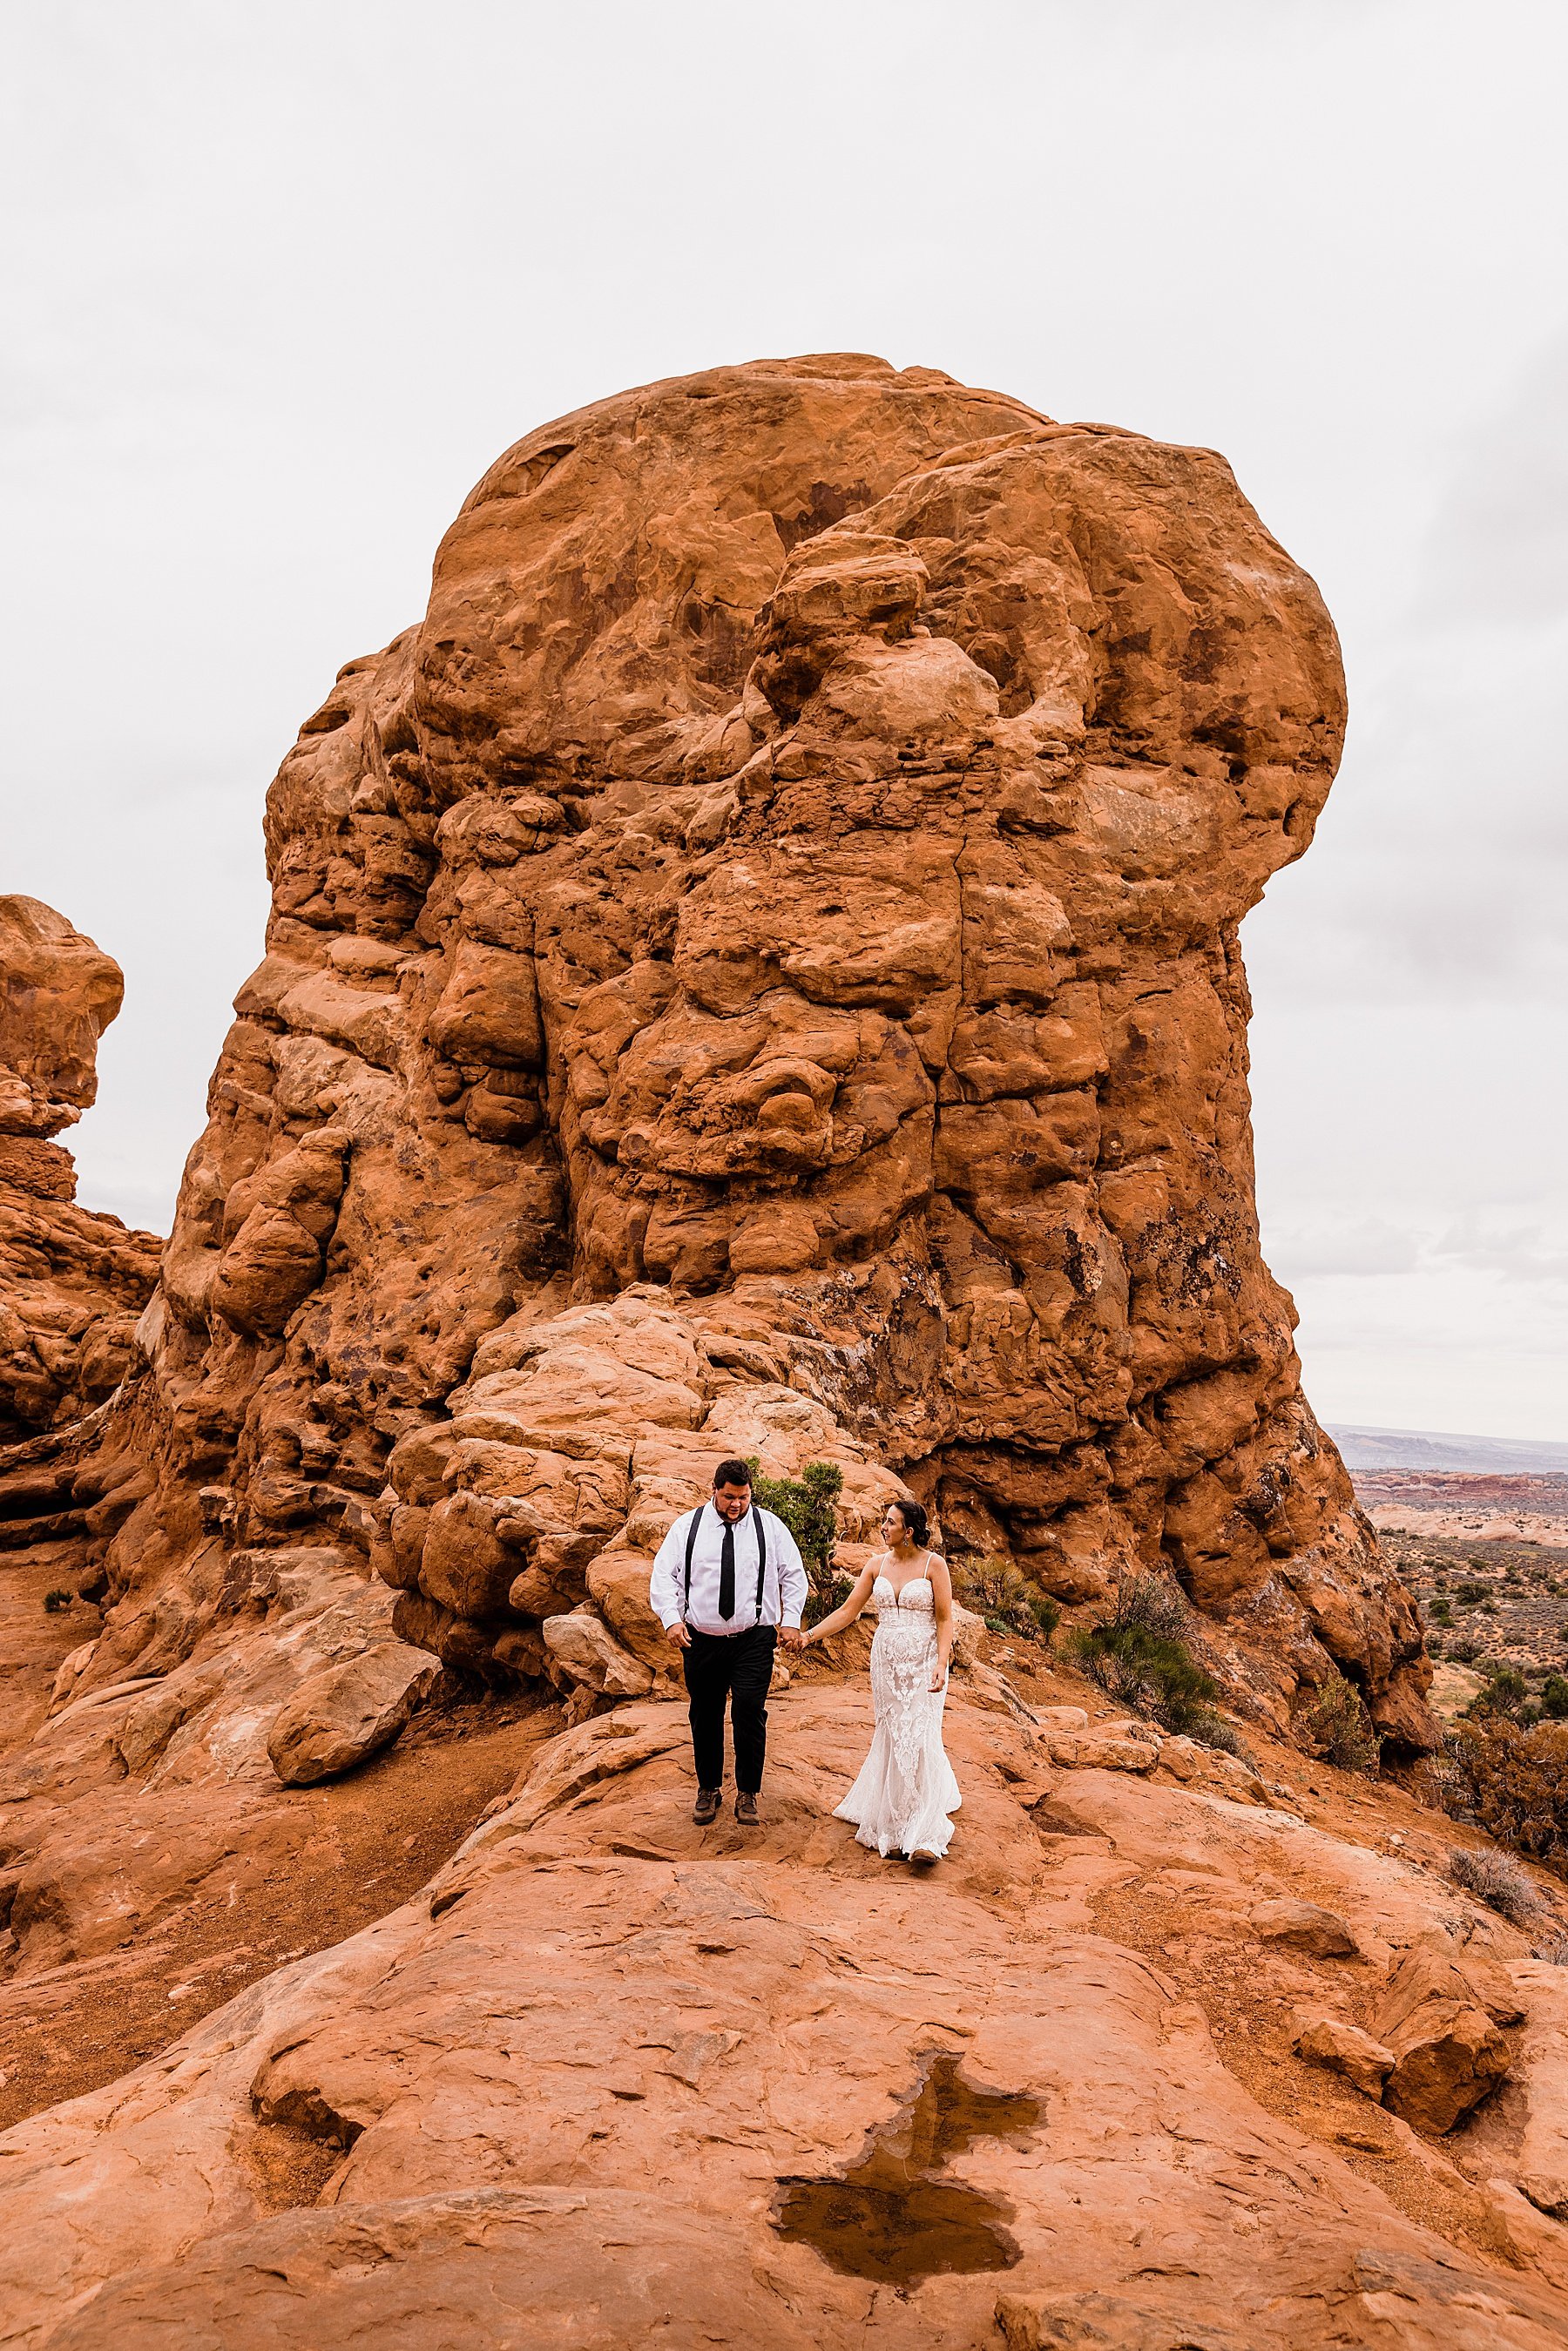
top-left (780, 1625), bottom-right (804, 1652)
top-left (665, 1621), bottom-right (692, 1651)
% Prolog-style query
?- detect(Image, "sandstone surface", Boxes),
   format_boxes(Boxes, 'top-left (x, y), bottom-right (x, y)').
top-left (3, 1673), bottom-right (1567, 2349)
top-left (50, 355), bottom-right (1426, 1756)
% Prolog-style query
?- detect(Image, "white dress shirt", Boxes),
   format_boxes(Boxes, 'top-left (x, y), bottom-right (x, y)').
top-left (650, 1501), bottom-right (808, 1636)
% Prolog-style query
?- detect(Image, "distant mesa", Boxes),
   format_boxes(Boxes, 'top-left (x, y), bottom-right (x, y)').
top-left (1329, 1425), bottom-right (1568, 1476)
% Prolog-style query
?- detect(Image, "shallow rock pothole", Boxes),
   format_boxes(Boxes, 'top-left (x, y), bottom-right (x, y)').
top-left (773, 2047), bottom-right (1040, 2285)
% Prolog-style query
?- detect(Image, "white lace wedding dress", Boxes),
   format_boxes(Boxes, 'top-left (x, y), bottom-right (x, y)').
top-left (834, 1568), bottom-right (962, 1859)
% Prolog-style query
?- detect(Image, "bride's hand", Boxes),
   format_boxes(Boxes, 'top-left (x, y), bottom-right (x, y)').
top-left (929, 1663), bottom-right (949, 1692)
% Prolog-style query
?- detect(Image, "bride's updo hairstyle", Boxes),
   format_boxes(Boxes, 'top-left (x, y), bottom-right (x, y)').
top-left (889, 1498), bottom-right (930, 1549)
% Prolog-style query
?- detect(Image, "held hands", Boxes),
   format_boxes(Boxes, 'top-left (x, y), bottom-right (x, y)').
top-left (781, 1626), bottom-right (805, 1652)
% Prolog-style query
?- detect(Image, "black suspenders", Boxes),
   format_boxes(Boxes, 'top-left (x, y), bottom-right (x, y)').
top-left (681, 1503), bottom-right (769, 1625)
top-left (683, 1504), bottom-right (701, 1615)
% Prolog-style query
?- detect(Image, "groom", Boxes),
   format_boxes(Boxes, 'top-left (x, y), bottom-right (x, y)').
top-left (650, 1459), bottom-right (808, 1826)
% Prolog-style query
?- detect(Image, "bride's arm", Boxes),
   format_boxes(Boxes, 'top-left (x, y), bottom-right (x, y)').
top-left (801, 1559), bottom-right (879, 1645)
top-left (929, 1554), bottom-right (955, 1689)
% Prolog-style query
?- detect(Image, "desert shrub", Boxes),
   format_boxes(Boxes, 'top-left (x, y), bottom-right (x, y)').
top-left (1470, 1663), bottom-right (1531, 1720)
top-left (950, 1553), bottom-right (1060, 1645)
top-left (1069, 1573), bottom-right (1240, 1753)
top-left (1448, 1842), bottom-right (1543, 1922)
top-left (1456, 1580), bottom-right (1489, 1606)
top-left (802, 1571), bottom-right (853, 1632)
top-left (1539, 1674), bottom-right (1568, 1720)
top-left (1301, 1668), bottom-right (1382, 1777)
top-left (1427, 1598), bottom-right (1453, 1625)
top-left (42, 1588), bottom-right (72, 1614)
top-left (744, 1458), bottom-right (848, 1628)
top-left (1446, 1637), bottom-right (1481, 1664)
top-left (1442, 1716), bottom-right (1568, 1869)
top-left (745, 1457), bottom-right (842, 1576)
top-left (1026, 1593), bottom-right (1062, 1640)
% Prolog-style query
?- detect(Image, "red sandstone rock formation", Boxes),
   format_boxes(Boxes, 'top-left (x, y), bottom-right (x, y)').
top-left (0, 901), bottom-right (160, 1585)
top-left (91, 355), bottom-right (1424, 1750)
top-left (7, 369), bottom-right (1568, 2335)
top-left (0, 898), bottom-right (159, 1441)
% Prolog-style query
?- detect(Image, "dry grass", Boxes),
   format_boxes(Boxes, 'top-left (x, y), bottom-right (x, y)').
top-left (1447, 1842), bottom-right (1543, 1922)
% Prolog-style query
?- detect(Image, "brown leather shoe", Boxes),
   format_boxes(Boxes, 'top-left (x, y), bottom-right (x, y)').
top-left (734, 1791), bottom-right (760, 1827)
top-left (693, 1787), bottom-right (721, 1826)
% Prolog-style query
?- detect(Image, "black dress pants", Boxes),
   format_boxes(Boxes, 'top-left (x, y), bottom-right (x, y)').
top-left (682, 1625), bottom-right (776, 1794)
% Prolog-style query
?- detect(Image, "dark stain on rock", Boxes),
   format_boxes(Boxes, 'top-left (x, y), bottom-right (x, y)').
top-left (773, 2047), bottom-right (1040, 2286)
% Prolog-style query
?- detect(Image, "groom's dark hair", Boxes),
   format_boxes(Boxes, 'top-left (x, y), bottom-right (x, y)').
top-left (713, 1458), bottom-right (752, 1490)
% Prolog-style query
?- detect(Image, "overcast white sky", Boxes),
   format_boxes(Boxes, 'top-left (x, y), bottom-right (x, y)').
top-left (3, 1), bottom-right (1565, 1440)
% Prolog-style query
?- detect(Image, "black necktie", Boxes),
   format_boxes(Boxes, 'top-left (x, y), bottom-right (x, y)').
top-left (719, 1516), bottom-right (736, 1620)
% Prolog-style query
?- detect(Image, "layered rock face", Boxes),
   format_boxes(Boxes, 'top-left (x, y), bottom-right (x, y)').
top-left (0, 897), bottom-right (159, 1451)
top-left (105, 354), bottom-right (1426, 1746)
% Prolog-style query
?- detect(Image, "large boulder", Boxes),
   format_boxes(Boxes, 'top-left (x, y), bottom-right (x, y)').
top-left (1373, 1934), bottom-right (1513, 2132)
top-left (1294, 2015), bottom-right (1396, 2098)
top-left (585, 1547), bottom-right (675, 1679)
top-left (266, 1643), bottom-right (441, 1787)
top-left (57, 355), bottom-right (1429, 1753)
top-left (541, 1607), bottom-right (653, 1699)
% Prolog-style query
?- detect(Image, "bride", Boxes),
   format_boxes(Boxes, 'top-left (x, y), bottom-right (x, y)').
top-left (801, 1498), bottom-right (961, 1861)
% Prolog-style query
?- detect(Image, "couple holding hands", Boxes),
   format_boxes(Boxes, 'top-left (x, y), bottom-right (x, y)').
top-left (649, 1457), bottom-right (961, 1861)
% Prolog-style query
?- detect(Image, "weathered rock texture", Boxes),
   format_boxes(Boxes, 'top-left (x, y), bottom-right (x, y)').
top-left (5, 1675), bottom-right (1568, 2349)
top-left (266, 1640), bottom-right (441, 1786)
top-left (0, 899), bottom-right (159, 1440)
top-left (0, 901), bottom-right (160, 1581)
top-left (76, 355), bottom-right (1428, 1752)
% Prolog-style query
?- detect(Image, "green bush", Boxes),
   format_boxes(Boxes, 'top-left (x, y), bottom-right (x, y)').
top-left (1456, 1580), bottom-right (1489, 1606)
top-left (1447, 1637), bottom-right (1481, 1664)
top-left (1427, 1598), bottom-right (1453, 1625)
top-left (42, 1588), bottom-right (72, 1614)
top-left (1027, 1593), bottom-right (1062, 1640)
top-left (802, 1571), bottom-right (853, 1632)
top-left (1539, 1674), bottom-right (1568, 1720)
top-left (745, 1456), bottom-right (842, 1575)
top-left (1301, 1668), bottom-right (1382, 1776)
top-left (1469, 1663), bottom-right (1531, 1720)
top-left (1069, 1573), bottom-right (1241, 1753)
top-left (950, 1553), bottom-right (1060, 1646)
